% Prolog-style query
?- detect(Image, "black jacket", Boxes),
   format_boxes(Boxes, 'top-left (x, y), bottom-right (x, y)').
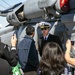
top-left (0, 58), bottom-right (12, 75)
top-left (0, 43), bottom-right (18, 66)
top-left (39, 34), bottom-right (63, 56)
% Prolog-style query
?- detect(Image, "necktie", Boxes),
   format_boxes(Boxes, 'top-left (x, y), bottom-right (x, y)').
top-left (44, 37), bottom-right (46, 41)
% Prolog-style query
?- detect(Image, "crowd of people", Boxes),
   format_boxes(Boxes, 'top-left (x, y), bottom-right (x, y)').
top-left (0, 21), bottom-right (75, 75)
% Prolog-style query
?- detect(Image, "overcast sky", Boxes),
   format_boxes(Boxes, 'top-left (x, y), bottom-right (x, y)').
top-left (0, 0), bottom-right (26, 27)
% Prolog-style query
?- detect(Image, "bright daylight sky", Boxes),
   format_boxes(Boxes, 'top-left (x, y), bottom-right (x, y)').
top-left (0, 0), bottom-right (26, 27)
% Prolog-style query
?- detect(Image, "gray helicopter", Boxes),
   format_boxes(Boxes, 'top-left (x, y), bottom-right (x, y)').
top-left (0, 0), bottom-right (75, 50)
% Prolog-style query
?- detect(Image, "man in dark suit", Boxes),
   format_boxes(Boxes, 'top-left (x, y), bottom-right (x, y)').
top-left (38, 21), bottom-right (63, 57)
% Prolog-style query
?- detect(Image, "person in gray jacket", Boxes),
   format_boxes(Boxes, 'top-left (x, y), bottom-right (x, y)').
top-left (18, 26), bottom-right (39, 75)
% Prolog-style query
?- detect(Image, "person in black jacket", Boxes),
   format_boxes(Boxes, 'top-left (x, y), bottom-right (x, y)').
top-left (18, 26), bottom-right (39, 75)
top-left (0, 34), bottom-right (18, 66)
top-left (0, 58), bottom-right (12, 75)
top-left (38, 21), bottom-right (63, 57)
top-left (0, 34), bottom-right (17, 75)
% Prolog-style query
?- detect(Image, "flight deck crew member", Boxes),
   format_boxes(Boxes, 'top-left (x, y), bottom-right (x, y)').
top-left (38, 21), bottom-right (63, 57)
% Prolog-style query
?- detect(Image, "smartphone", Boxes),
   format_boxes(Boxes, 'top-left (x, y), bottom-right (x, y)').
top-left (13, 30), bottom-right (18, 38)
top-left (71, 41), bottom-right (74, 45)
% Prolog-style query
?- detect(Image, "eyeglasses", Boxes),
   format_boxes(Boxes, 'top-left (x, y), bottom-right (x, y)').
top-left (41, 27), bottom-right (49, 30)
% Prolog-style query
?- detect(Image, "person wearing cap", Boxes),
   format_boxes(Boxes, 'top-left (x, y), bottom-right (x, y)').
top-left (38, 21), bottom-right (63, 57)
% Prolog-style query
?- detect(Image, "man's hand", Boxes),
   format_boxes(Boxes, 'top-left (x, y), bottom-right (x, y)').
top-left (11, 34), bottom-right (17, 47)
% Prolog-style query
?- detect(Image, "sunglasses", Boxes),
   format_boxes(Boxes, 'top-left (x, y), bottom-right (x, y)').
top-left (41, 27), bottom-right (49, 30)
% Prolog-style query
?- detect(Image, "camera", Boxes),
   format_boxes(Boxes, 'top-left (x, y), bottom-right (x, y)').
top-left (71, 41), bottom-right (74, 45)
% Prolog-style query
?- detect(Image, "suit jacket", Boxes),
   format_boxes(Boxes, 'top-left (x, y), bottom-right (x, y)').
top-left (39, 34), bottom-right (63, 56)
